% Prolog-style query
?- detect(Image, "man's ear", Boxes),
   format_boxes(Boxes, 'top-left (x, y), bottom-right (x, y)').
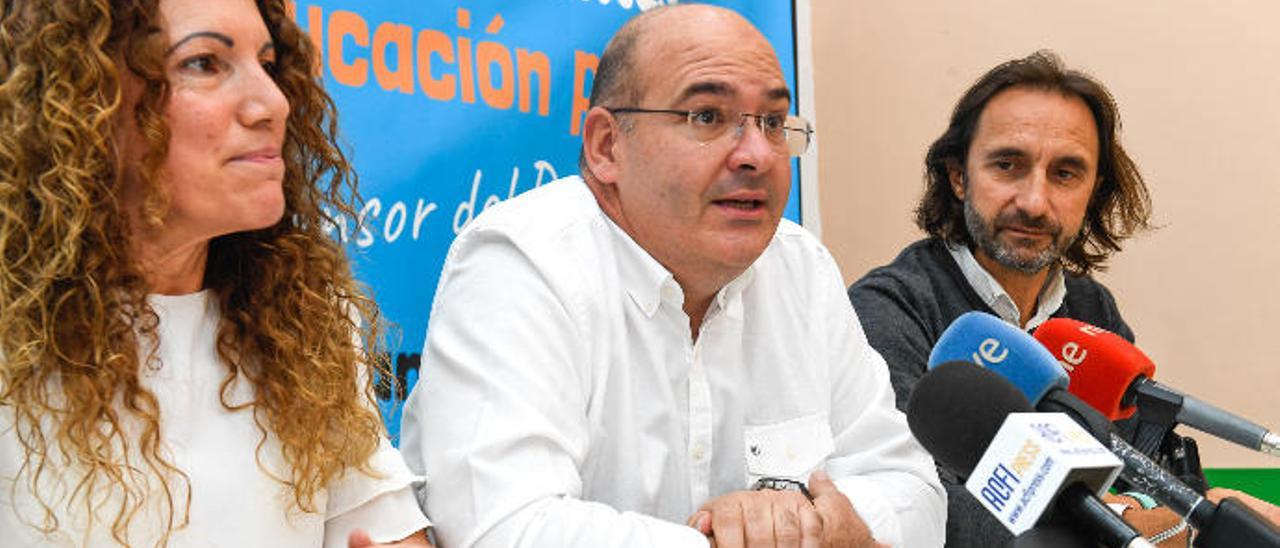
top-left (946, 160), bottom-right (966, 200)
top-left (582, 107), bottom-right (623, 185)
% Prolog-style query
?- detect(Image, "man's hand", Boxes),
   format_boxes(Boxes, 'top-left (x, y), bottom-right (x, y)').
top-left (807, 470), bottom-right (885, 548)
top-left (685, 471), bottom-right (887, 548)
top-left (1207, 487), bottom-right (1280, 525)
top-left (687, 488), bottom-right (822, 548)
top-left (347, 528), bottom-right (434, 548)
top-left (1101, 493), bottom-right (1189, 547)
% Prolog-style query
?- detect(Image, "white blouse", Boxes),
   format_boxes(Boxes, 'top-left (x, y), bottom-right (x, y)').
top-left (0, 291), bottom-right (429, 547)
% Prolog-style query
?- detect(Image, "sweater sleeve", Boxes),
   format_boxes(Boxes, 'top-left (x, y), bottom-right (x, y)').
top-left (846, 272), bottom-right (935, 414)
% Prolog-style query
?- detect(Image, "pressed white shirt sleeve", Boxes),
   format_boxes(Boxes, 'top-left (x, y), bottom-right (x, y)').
top-left (399, 227), bottom-right (710, 548)
top-left (814, 248), bottom-right (948, 547)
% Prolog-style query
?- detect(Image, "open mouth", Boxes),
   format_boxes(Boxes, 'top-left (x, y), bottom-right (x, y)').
top-left (714, 199), bottom-right (765, 210)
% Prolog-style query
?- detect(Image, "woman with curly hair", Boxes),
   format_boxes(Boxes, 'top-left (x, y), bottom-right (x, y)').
top-left (0, 0), bottom-right (431, 545)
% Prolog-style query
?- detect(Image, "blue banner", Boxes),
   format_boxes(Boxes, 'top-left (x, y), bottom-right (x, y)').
top-left (289, 0), bottom-right (802, 441)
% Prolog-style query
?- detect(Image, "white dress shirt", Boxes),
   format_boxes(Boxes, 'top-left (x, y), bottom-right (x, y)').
top-left (947, 242), bottom-right (1066, 331)
top-left (0, 291), bottom-right (429, 547)
top-left (400, 176), bottom-right (945, 548)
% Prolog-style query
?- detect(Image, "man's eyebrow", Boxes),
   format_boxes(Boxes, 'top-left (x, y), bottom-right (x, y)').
top-left (1055, 155), bottom-right (1091, 171)
top-left (166, 31), bottom-right (234, 56)
top-left (676, 81), bottom-right (733, 103)
top-left (674, 82), bottom-right (794, 106)
top-left (982, 147), bottom-right (1092, 171)
top-left (766, 86), bottom-right (792, 104)
top-left (984, 147), bottom-right (1028, 160)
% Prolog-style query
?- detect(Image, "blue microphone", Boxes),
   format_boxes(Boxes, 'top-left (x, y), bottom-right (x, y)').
top-left (927, 311), bottom-right (1067, 405)
top-left (927, 313), bottom-right (1280, 546)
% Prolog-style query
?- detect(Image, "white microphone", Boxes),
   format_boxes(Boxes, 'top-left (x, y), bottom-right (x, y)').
top-left (967, 412), bottom-right (1132, 537)
top-left (908, 362), bottom-right (1155, 547)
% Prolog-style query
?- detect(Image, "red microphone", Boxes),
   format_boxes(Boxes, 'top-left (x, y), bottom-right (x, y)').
top-left (1031, 318), bottom-right (1152, 420)
top-left (1033, 318), bottom-right (1280, 457)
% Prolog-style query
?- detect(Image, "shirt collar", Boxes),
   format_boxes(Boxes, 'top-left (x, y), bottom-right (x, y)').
top-left (946, 242), bottom-right (1066, 330)
top-left (604, 214), bottom-right (758, 318)
top-left (714, 264), bottom-right (757, 320)
top-left (605, 216), bottom-right (676, 317)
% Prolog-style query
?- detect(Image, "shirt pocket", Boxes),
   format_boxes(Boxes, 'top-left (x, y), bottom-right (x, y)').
top-left (743, 412), bottom-right (835, 487)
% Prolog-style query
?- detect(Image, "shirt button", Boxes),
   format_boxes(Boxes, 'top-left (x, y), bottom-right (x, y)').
top-left (692, 444), bottom-right (706, 461)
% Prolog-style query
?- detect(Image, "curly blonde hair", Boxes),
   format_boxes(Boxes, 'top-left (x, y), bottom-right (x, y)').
top-left (0, 0), bottom-right (390, 544)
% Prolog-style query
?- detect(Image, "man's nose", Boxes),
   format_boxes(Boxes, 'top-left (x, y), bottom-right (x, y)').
top-left (1015, 170), bottom-right (1052, 218)
top-left (726, 115), bottom-right (778, 173)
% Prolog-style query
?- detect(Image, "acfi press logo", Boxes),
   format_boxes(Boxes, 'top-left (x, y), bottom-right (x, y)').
top-left (978, 438), bottom-right (1042, 512)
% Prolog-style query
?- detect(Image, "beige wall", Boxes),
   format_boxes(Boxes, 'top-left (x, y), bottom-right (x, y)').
top-left (811, 0), bottom-right (1280, 467)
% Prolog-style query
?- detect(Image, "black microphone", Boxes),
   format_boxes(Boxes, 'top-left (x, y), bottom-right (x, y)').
top-left (1037, 390), bottom-right (1280, 547)
top-left (928, 315), bottom-right (1280, 546)
top-left (908, 361), bottom-right (1153, 548)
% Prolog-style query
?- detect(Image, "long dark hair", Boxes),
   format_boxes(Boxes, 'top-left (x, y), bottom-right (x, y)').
top-left (916, 50), bottom-right (1152, 274)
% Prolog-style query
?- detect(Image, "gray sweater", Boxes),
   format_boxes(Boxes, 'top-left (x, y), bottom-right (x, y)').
top-left (848, 238), bottom-right (1133, 547)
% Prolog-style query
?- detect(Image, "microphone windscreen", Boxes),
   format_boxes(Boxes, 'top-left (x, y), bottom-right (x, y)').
top-left (907, 361), bottom-right (1034, 476)
top-left (1033, 318), bottom-right (1155, 420)
top-left (928, 311), bottom-right (1068, 405)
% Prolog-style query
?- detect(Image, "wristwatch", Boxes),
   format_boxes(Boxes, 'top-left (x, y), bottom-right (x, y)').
top-left (751, 477), bottom-right (814, 502)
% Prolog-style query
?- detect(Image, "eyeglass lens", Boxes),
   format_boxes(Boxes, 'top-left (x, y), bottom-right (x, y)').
top-left (685, 112), bottom-right (810, 156)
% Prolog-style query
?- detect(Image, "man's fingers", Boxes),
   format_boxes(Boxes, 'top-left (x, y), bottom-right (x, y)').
top-left (698, 490), bottom-right (830, 548)
top-left (743, 497), bottom-right (775, 547)
top-left (710, 500), bottom-right (747, 548)
top-left (687, 510), bottom-right (713, 535)
top-left (1205, 487), bottom-right (1235, 503)
top-left (808, 470), bottom-right (854, 519)
top-left (807, 469), bottom-right (839, 500)
top-left (798, 505), bottom-right (824, 548)
top-left (774, 505), bottom-right (802, 548)
top-left (347, 529), bottom-right (374, 548)
top-left (807, 470), bottom-right (880, 547)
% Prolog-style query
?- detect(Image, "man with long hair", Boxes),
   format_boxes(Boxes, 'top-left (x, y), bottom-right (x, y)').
top-left (847, 51), bottom-right (1192, 546)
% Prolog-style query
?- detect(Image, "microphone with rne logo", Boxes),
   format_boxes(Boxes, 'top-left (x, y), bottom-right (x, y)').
top-left (1033, 317), bottom-right (1280, 457)
top-left (928, 311), bottom-right (1069, 405)
top-left (927, 315), bottom-right (1280, 546)
top-left (907, 362), bottom-right (1152, 547)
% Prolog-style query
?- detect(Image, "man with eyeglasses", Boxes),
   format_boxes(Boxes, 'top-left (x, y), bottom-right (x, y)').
top-left (400, 5), bottom-right (944, 548)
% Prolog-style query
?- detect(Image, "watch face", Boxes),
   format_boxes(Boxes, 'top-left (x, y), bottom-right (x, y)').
top-left (751, 477), bottom-right (814, 502)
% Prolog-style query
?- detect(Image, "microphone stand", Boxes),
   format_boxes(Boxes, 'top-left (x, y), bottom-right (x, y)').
top-left (1127, 382), bottom-right (1209, 493)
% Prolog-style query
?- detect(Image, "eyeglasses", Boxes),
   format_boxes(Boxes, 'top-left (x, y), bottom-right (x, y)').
top-left (606, 107), bottom-right (814, 157)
